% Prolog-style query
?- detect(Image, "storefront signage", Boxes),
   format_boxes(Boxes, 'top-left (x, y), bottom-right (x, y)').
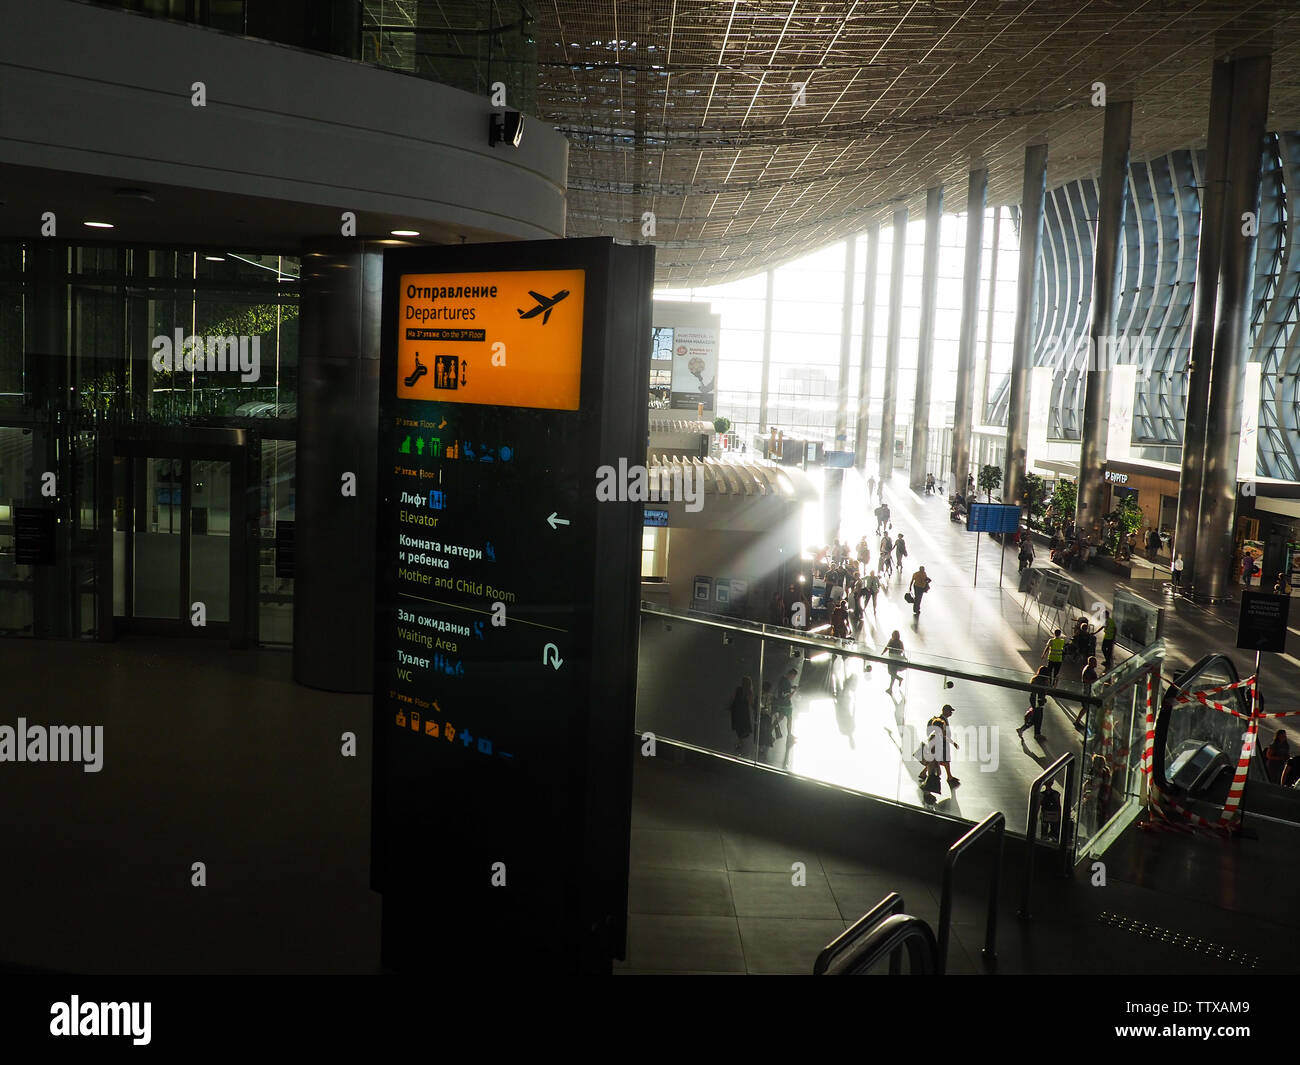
top-left (1104, 470), bottom-right (1128, 484)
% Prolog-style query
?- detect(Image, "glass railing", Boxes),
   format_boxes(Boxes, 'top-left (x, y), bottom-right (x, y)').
top-left (1074, 638), bottom-right (1166, 856)
top-left (637, 604), bottom-right (1114, 838)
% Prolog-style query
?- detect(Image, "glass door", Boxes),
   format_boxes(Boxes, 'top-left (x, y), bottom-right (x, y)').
top-left (132, 455), bottom-right (184, 620)
top-left (114, 445), bottom-right (244, 639)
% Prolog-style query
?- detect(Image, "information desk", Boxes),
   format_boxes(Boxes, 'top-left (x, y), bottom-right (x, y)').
top-left (372, 238), bottom-right (654, 973)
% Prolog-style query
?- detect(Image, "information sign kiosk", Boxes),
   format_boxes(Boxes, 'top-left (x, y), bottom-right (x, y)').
top-left (372, 238), bottom-right (654, 973)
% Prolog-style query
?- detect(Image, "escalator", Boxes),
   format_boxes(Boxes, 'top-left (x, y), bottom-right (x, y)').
top-left (1152, 654), bottom-right (1268, 824)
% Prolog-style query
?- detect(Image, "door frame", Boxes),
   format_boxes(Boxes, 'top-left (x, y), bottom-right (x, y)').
top-left (97, 427), bottom-right (257, 647)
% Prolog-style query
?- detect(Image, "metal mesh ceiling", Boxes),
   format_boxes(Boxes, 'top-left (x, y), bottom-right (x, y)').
top-left (536, 0), bottom-right (1300, 287)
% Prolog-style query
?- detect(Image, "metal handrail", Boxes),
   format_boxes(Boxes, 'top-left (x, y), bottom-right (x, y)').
top-left (1019, 752), bottom-right (1076, 920)
top-left (818, 914), bottom-right (940, 975)
top-left (936, 811), bottom-right (1005, 974)
top-left (813, 892), bottom-right (905, 976)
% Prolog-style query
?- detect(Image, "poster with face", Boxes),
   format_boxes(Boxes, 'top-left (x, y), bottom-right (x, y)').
top-left (669, 327), bottom-right (719, 414)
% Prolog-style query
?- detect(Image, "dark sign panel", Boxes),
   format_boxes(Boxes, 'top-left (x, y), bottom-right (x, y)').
top-left (14, 507), bottom-right (55, 565)
top-left (1237, 591), bottom-right (1290, 653)
top-left (372, 238), bottom-right (653, 974)
top-left (274, 521), bottom-right (294, 580)
top-left (644, 507), bottom-right (669, 526)
top-left (966, 502), bottom-right (1022, 534)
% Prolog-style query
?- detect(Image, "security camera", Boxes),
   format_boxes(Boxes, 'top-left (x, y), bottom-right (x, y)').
top-left (489, 111), bottom-right (525, 148)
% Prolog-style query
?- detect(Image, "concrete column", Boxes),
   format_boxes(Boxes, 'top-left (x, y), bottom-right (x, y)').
top-left (1173, 58), bottom-right (1234, 585)
top-left (855, 225), bottom-right (880, 469)
top-left (1195, 54), bottom-right (1272, 600)
top-left (879, 207), bottom-right (908, 478)
top-left (910, 185), bottom-right (944, 487)
top-left (834, 237), bottom-right (856, 449)
top-left (293, 239), bottom-right (383, 691)
top-left (1005, 143), bottom-right (1048, 505)
top-left (950, 170), bottom-right (987, 494)
top-left (1076, 100), bottom-right (1133, 536)
top-left (757, 268), bottom-right (774, 432)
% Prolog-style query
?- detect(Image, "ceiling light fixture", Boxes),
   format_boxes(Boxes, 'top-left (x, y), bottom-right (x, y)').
top-left (391, 229), bottom-right (420, 237)
top-left (83, 221), bottom-right (114, 229)
top-left (204, 255), bottom-right (225, 262)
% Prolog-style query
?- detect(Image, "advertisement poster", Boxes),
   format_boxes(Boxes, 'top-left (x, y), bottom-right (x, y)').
top-left (669, 327), bottom-right (719, 414)
top-left (1288, 543), bottom-right (1300, 596)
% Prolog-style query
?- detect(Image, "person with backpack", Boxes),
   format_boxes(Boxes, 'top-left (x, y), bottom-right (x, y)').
top-left (907, 565), bottom-right (931, 616)
top-left (728, 676), bottom-right (755, 753)
top-left (1018, 666), bottom-right (1050, 741)
top-left (856, 536), bottom-right (871, 573)
top-left (918, 704), bottom-right (960, 792)
top-left (1041, 628), bottom-right (1067, 685)
top-left (894, 533), bottom-right (908, 572)
top-left (1018, 538), bottom-right (1035, 573)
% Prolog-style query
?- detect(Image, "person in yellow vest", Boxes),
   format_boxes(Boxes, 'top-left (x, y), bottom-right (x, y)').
top-left (1042, 628), bottom-right (1067, 685)
top-left (1100, 610), bottom-right (1117, 669)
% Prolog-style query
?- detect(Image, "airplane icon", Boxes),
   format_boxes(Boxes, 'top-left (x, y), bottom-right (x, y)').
top-left (517, 289), bottom-right (570, 325)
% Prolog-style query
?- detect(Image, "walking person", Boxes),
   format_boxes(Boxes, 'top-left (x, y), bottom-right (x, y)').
top-left (918, 704), bottom-right (961, 791)
top-left (894, 533), bottom-right (907, 573)
top-left (774, 667), bottom-right (799, 752)
top-left (1171, 553), bottom-right (1184, 588)
top-left (874, 502), bottom-right (886, 535)
top-left (925, 472), bottom-right (936, 496)
top-left (867, 474), bottom-right (877, 499)
top-left (1041, 628), bottom-right (1067, 685)
top-left (727, 676), bottom-right (755, 753)
top-left (1073, 656), bottom-right (1101, 728)
top-left (1100, 609), bottom-right (1116, 669)
top-left (1018, 538), bottom-right (1035, 573)
top-left (883, 631), bottom-right (906, 693)
top-left (856, 535), bottom-right (871, 574)
top-left (863, 569), bottom-right (881, 615)
top-left (757, 681), bottom-right (775, 761)
top-left (879, 532), bottom-right (894, 577)
top-left (907, 565), bottom-right (931, 616)
top-left (1018, 665), bottom-right (1050, 741)
top-left (881, 501), bottom-right (892, 529)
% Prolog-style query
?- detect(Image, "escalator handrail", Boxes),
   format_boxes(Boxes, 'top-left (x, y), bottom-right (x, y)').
top-left (813, 891), bottom-right (905, 976)
top-left (936, 811), bottom-right (1004, 975)
top-left (817, 913), bottom-right (939, 975)
top-left (1018, 752), bottom-right (1075, 920)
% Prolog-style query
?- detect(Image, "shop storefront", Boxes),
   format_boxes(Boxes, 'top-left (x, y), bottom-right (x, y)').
top-left (1100, 459), bottom-right (1181, 559)
top-left (1235, 489), bottom-right (1300, 594)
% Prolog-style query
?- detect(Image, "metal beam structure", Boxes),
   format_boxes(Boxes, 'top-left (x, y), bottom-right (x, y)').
top-left (1005, 142), bottom-right (1049, 506)
top-left (950, 169), bottom-right (987, 494)
top-left (879, 207), bottom-right (908, 478)
top-left (1174, 58), bottom-right (1234, 586)
top-left (1195, 53), bottom-right (1273, 600)
top-left (757, 267), bottom-right (775, 431)
top-left (1076, 99), bottom-right (1133, 536)
top-left (855, 225), bottom-right (880, 469)
top-left (911, 185), bottom-right (945, 488)
top-left (835, 237), bottom-right (856, 451)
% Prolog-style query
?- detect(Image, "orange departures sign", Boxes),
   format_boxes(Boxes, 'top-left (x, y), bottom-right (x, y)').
top-left (397, 268), bottom-right (585, 411)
